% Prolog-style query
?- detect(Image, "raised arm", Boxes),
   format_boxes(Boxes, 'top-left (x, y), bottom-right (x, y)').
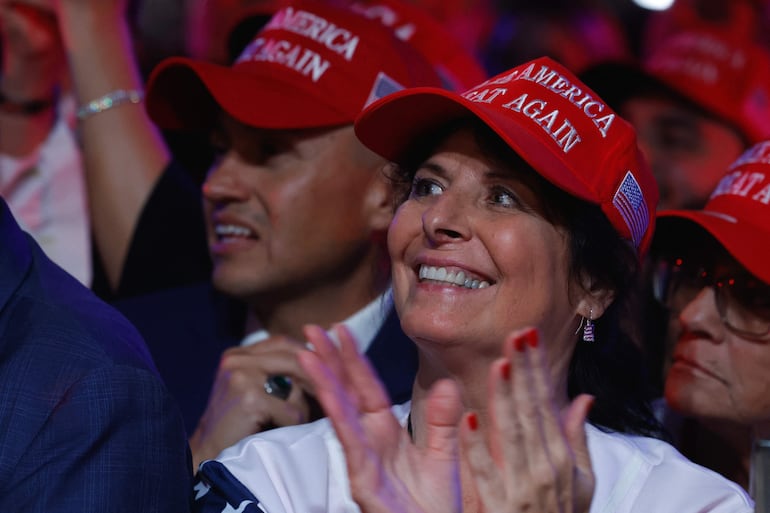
top-left (55, 0), bottom-right (170, 290)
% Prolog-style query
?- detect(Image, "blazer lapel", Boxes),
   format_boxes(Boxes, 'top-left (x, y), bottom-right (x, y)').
top-left (364, 307), bottom-right (417, 405)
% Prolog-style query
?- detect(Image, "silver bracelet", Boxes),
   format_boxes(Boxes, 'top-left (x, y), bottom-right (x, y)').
top-left (76, 89), bottom-right (144, 121)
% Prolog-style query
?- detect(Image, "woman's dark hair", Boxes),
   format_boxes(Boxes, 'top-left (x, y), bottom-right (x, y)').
top-left (388, 118), bottom-right (664, 439)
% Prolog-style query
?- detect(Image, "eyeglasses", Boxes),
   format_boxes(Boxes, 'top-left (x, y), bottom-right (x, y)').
top-left (652, 255), bottom-right (770, 341)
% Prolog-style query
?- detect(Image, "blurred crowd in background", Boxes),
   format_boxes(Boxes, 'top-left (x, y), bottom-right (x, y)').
top-left (13, 0), bottom-right (764, 188)
top-left (131, 0), bottom-right (770, 78)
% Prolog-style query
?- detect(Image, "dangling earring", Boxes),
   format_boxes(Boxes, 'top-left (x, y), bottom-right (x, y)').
top-left (582, 309), bottom-right (595, 342)
top-left (574, 316), bottom-right (584, 335)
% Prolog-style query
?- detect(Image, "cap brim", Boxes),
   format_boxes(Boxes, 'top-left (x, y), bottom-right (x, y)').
top-left (656, 210), bottom-right (770, 284)
top-left (355, 87), bottom-right (600, 204)
top-left (146, 57), bottom-right (352, 132)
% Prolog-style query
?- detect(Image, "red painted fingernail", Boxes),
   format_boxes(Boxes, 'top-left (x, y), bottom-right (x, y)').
top-left (526, 329), bottom-right (538, 348)
top-left (467, 412), bottom-right (478, 431)
top-left (501, 360), bottom-right (511, 380)
top-left (514, 335), bottom-right (526, 352)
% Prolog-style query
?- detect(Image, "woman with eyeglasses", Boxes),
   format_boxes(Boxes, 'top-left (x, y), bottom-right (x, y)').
top-left (651, 140), bottom-right (770, 496)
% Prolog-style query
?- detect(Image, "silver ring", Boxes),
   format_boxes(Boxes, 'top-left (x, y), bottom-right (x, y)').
top-left (264, 375), bottom-right (293, 400)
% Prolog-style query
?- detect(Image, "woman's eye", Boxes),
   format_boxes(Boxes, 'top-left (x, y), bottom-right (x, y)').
top-left (411, 177), bottom-right (443, 198)
top-left (490, 187), bottom-right (519, 208)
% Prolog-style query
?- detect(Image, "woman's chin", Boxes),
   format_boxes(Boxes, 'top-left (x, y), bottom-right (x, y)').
top-left (401, 315), bottom-right (487, 353)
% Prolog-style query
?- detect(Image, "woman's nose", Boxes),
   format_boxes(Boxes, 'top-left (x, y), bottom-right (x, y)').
top-left (421, 193), bottom-right (471, 244)
top-left (678, 286), bottom-right (725, 341)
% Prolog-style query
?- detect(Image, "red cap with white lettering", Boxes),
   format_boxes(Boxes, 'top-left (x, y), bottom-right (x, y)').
top-left (355, 56), bottom-right (659, 257)
top-left (657, 141), bottom-right (770, 283)
top-left (145, 0), bottom-right (441, 131)
top-left (347, 0), bottom-right (487, 92)
top-left (643, 27), bottom-right (770, 144)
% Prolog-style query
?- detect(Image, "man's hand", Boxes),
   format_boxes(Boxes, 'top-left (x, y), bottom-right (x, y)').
top-left (189, 335), bottom-right (317, 470)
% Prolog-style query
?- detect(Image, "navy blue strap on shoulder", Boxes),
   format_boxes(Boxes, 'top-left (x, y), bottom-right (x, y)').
top-left (192, 461), bottom-right (266, 513)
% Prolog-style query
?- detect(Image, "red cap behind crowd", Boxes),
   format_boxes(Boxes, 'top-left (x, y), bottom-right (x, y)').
top-left (657, 141), bottom-right (770, 284)
top-left (347, 0), bottom-right (487, 91)
top-left (220, 0), bottom-right (489, 91)
top-left (355, 56), bottom-right (659, 257)
top-left (145, 0), bottom-right (442, 132)
top-left (642, 26), bottom-right (770, 144)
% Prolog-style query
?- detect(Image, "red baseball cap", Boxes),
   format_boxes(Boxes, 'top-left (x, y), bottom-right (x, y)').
top-left (347, 0), bottom-right (487, 92)
top-left (145, 0), bottom-right (442, 131)
top-left (656, 141), bottom-right (770, 284)
top-left (222, 0), bottom-right (488, 92)
top-left (355, 56), bottom-right (659, 257)
top-left (643, 27), bottom-right (770, 144)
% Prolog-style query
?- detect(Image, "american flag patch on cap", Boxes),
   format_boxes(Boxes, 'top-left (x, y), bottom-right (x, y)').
top-left (365, 72), bottom-right (404, 108)
top-left (612, 171), bottom-right (648, 248)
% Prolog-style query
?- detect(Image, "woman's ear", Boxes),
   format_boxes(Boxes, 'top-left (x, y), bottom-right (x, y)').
top-left (575, 274), bottom-right (615, 320)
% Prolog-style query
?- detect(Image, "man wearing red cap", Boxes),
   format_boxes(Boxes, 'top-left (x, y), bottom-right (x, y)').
top-left (582, 26), bottom-right (770, 212)
top-left (15, 0), bottom-right (483, 474)
top-left (137, 0), bottom-right (449, 470)
top-left (651, 140), bottom-right (770, 493)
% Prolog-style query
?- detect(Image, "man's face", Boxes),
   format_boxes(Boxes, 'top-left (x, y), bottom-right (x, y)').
top-left (622, 95), bottom-right (745, 210)
top-left (202, 113), bottom-right (389, 304)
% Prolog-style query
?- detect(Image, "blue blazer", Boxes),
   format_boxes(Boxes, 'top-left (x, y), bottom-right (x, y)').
top-left (0, 200), bottom-right (192, 512)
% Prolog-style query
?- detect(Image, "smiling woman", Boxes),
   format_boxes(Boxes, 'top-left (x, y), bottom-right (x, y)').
top-left (191, 56), bottom-right (753, 513)
top-left (383, 116), bottom-right (661, 435)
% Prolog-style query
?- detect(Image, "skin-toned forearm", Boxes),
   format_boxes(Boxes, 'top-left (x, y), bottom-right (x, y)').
top-left (57, 2), bottom-right (170, 290)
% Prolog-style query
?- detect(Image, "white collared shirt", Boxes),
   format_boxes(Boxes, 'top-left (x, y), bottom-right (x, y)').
top-left (0, 96), bottom-right (91, 286)
top-left (239, 289), bottom-right (394, 354)
top-left (197, 402), bottom-right (753, 513)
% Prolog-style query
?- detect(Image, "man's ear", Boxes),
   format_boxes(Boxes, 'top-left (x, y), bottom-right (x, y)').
top-left (363, 163), bottom-right (397, 233)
